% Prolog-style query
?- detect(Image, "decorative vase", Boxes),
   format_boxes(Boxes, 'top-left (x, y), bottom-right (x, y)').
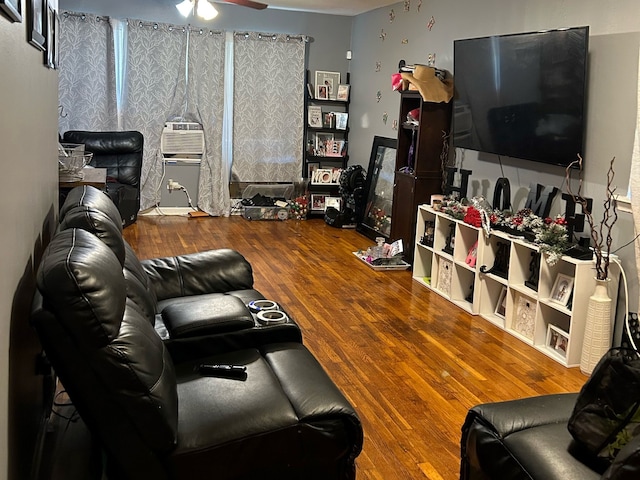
top-left (580, 278), bottom-right (612, 375)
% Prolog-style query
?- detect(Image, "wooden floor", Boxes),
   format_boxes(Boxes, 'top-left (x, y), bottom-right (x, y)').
top-left (122, 214), bottom-right (588, 480)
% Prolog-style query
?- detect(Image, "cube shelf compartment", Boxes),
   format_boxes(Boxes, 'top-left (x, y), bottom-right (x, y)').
top-left (413, 205), bottom-right (620, 367)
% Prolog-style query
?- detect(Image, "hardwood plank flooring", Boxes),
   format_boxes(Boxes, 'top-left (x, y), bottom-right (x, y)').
top-left (124, 214), bottom-right (588, 480)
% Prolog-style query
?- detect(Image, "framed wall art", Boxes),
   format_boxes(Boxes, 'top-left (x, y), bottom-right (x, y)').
top-left (28, 0), bottom-right (46, 51)
top-left (44, 0), bottom-right (58, 69)
top-left (336, 84), bottom-right (350, 101)
top-left (314, 71), bottom-right (340, 100)
top-left (310, 194), bottom-right (326, 212)
top-left (0, 0), bottom-right (22, 22)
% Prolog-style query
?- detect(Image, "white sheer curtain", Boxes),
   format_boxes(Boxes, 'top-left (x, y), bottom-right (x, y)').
top-left (630, 48), bottom-right (640, 287)
top-left (187, 29), bottom-right (228, 216)
top-left (232, 32), bottom-right (306, 182)
top-left (122, 20), bottom-right (188, 210)
top-left (58, 12), bottom-right (117, 133)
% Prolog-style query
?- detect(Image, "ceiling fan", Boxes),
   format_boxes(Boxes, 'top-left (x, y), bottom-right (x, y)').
top-left (176, 0), bottom-right (268, 21)
top-left (216, 0), bottom-right (268, 9)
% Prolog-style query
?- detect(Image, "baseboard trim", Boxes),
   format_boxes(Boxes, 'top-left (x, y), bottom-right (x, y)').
top-left (140, 207), bottom-right (196, 216)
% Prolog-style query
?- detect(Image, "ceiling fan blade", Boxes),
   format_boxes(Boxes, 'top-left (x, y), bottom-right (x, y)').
top-left (221, 0), bottom-right (268, 10)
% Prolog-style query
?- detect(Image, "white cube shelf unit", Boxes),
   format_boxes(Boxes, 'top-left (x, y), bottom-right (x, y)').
top-left (413, 205), bottom-right (620, 367)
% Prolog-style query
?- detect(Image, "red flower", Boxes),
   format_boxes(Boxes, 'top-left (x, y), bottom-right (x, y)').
top-left (464, 206), bottom-right (482, 227)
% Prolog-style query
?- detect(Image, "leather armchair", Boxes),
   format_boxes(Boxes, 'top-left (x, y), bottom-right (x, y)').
top-left (33, 228), bottom-right (363, 479)
top-left (62, 130), bottom-right (143, 227)
top-left (460, 393), bottom-right (640, 480)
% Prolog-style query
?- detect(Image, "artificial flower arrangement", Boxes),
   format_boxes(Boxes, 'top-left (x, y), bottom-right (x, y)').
top-left (438, 196), bottom-right (570, 265)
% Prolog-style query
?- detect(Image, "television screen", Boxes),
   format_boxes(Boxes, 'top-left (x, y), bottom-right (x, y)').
top-left (453, 26), bottom-right (589, 168)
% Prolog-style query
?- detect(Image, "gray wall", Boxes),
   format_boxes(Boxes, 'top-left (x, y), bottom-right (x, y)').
top-left (349, 0), bottom-right (640, 317)
top-left (0, 6), bottom-right (59, 479)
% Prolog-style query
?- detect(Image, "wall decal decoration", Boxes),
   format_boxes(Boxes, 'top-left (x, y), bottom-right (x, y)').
top-left (427, 53), bottom-right (436, 66)
top-left (379, 29), bottom-right (386, 41)
top-left (383, 112), bottom-right (388, 124)
top-left (401, 39), bottom-right (409, 45)
top-left (375, 61), bottom-right (381, 72)
top-left (376, 91), bottom-right (382, 102)
top-left (389, 9), bottom-right (395, 23)
top-left (418, 0), bottom-right (422, 12)
top-left (392, 120), bottom-right (398, 130)
top-left (404, 1), bottom-right (410, 11)
top-left (427, 15), bottom-right (435, 30)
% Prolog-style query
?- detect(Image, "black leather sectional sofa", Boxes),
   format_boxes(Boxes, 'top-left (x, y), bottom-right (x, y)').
top-left (32, 186), bottom-right (363, 479)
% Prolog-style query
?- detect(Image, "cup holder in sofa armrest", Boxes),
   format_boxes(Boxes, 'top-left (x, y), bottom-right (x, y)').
top-left (161, 296), bottom-right (255, 339)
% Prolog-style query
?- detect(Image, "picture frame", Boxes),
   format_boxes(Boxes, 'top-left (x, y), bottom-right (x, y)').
top-left (315, 83), bottom-right (329, 100)
top-left (550, 273), bottom-right (574, 307)
top-left (325, 196), bottom-right (342, 211)
top-left (323, 112), bottom-right (335, 129)
top-left (335, 112), bottom-right (348, 130)
top-left (307, 106), bottom-right (322, 128)
top-left (44, 0), bottom-right (58, 69)
top-left (312, 168), bottom-right (333, 184)
top-left (315, 71), bottom-right (340, 100)
top-left (513, 293), bottom-right (536, 340)
top-left (546, 324), bottom-right (569, 358)
top-left (325, 140), bottom-right (345, 157)
top-left (315, 132), bottom-right (334, 156)
top-left (0, 0), bottom-right (22, 22)
top-left (307, 162), bottom-right (319, 180)
top-left (310, 194), bottom-right (326, 211)
top-left (28, 0), bottom-right (45, 51)
top-left (306, 83), bottom-right (314, 99)
top-left (494, 286), bottom-right (507, 318)
top-left (337, 84), bottom-right (350, 101)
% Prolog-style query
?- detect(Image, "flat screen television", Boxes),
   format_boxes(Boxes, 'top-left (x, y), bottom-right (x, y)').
top-left (453, 26), bottom-right (589, 168)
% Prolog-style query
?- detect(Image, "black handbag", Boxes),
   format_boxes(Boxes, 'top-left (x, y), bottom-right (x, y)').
top-left (568, 347), bottom-right (640, 462)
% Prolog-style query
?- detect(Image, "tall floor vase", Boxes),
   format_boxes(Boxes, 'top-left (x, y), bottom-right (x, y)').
top-left (580, 279), bottom-right (612, 375)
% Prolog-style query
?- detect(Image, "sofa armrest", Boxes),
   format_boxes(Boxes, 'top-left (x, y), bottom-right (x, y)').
top-left (469, 393), bottom-right (578, 438)
top-left (142, 249), bottom-right (254, 300)
top-left (603, 434), bottom-right (640, 480)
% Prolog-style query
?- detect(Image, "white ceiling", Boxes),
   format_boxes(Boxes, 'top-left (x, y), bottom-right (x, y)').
top-left (221, 0), bottom-right (398, 16)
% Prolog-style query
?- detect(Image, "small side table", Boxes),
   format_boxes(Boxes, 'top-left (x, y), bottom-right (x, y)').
top-left (59, 167), bottom-right (108, 208)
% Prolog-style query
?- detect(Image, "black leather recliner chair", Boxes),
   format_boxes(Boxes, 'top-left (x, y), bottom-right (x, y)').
top-left (460, 393), bottom-right (640, 480)
top-left (32, 188), bottom-right (363, 478)
top-left (62, 130), bottom-right (143, 227)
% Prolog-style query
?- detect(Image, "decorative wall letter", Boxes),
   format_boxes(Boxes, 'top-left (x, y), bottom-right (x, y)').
top-left (562, 192), bottom-right (593, 243)
top-left (524, 183), bottom-right (558, 218)
top-left (492, 177), bottom-right (512, 211)
top-left (444, 167), bottom-right (472, 200)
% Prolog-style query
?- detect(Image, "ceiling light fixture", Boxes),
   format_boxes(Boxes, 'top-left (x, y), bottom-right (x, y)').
top-left (176, 0), bottom-right (218, 21)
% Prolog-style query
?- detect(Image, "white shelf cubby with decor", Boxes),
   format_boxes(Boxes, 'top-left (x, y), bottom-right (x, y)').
top-left (412, 204), bottom-right (620, 368)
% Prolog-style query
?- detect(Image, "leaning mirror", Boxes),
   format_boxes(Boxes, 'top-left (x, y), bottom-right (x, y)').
top-left (356, 136), bottom-right (397, 242)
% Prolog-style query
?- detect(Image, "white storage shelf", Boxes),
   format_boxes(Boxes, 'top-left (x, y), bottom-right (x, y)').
top-left (413, 205), bottom-right (620, 367)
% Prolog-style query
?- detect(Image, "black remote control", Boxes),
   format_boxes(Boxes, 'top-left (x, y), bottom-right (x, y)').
top-left (198, 364), bottom-right (247, 380)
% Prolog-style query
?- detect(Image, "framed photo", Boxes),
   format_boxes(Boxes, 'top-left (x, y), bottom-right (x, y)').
top-left (335, 112), bottom-right (348, 130)
top-left (44, 0), bottom-right (58, 69)
top-left (550, 273), bottom-right (574, 307)
top-left (337, 84), bottom-right (350, 101)
top-left (310, 194), bottom-right (326, 211)
top-left (325, 140), bottom-right (345, 157)
top-left (308, 105), bottom-right (322, 128)
top-left (315, 132), bottom-right (334, 156)
top-left (28, 0), bottom-right (46, 51)
top-left (307, 162), bottom-right (319, 179)
top-left (325, 196), bottom-right (342, 211)
top-left (494, 286), bottom-right (507, 318)
top-left (0, 0), bottom-right (22, 22)
top-left (546, 324), bottom-right (569, 358)
top-left (306, 83), bottom-right (314, 99)
top-left (315, 71), bottom-right (340, 100)
top-left (323, 112), bottom-right (335, 128)
top-left (315, 83), bottom-right (329, 100)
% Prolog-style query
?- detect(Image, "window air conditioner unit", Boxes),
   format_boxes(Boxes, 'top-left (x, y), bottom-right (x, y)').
top-left (161, 122), bottom-right (205, 156)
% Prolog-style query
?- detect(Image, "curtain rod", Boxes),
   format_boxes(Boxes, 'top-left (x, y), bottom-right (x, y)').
top-left (62, 11), bottom-right (109, 22)
top-left (128, 20), bottom-right (222, 36)
top-left (234, 32), bottom-right (308, 42)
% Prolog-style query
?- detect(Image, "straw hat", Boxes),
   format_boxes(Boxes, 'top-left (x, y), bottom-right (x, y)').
top-left (400, 65), bottom-right (453, 103)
